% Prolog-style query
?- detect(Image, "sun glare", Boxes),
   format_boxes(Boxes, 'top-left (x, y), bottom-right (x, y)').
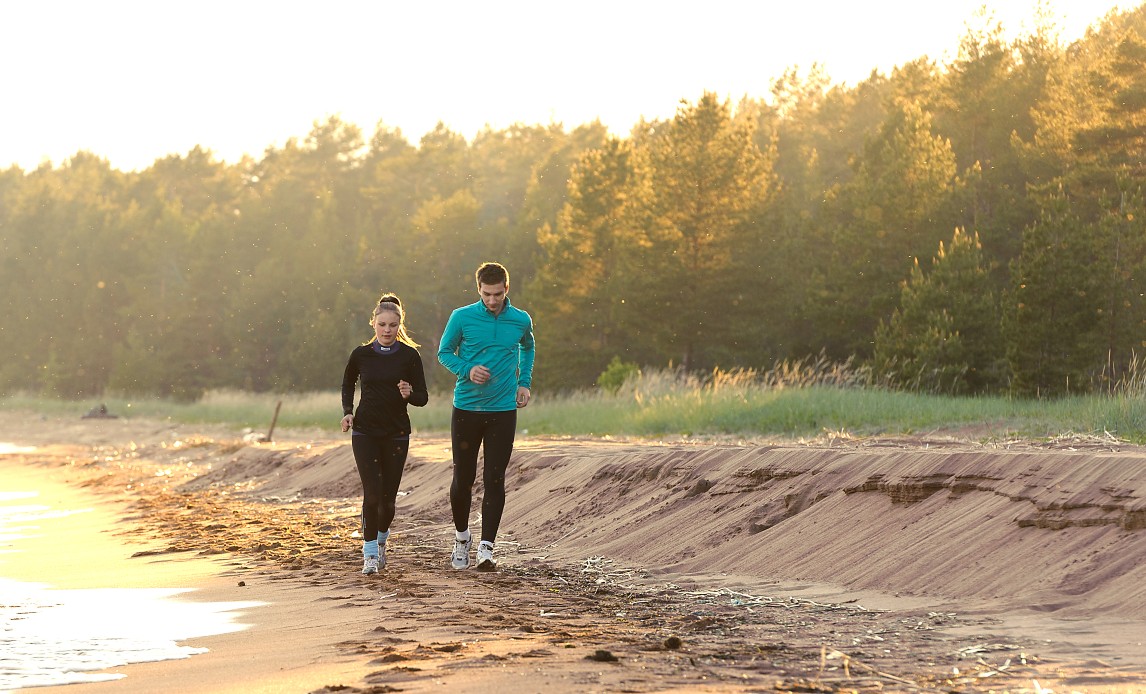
top-left (0, 0), bottom-right (1131, 171)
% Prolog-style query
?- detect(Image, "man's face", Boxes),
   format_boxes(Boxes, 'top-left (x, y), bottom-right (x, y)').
top-left (479, 282), bottom-right (507, 313)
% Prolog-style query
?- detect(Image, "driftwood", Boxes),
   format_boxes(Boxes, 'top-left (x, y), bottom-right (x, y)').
top-left (81, 403), bottom-right (117, 419)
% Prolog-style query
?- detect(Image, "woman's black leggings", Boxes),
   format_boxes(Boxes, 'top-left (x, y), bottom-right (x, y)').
top-left (352, 434), bottom-right (410, 541)
top-left (449, 408), bottom-right (517, 543)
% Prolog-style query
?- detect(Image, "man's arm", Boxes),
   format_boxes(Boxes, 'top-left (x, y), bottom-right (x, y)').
top-left (437, 310), bottom-right (470, 378)
top-left (517, 316), bottom-right (536, 389)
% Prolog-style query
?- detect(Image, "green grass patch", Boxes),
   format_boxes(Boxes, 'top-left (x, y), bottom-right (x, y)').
top-left (3, 369), bottom-right (1146, 443)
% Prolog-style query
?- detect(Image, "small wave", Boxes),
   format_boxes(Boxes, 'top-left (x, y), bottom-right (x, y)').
top-left (0, 578), bottom-right (264, 690)
top-left (0, 443), bottom-right (36, 455)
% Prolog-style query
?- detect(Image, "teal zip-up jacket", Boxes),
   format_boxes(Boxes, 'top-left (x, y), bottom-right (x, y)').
top-left (437, 298), bottom-right (535, 412)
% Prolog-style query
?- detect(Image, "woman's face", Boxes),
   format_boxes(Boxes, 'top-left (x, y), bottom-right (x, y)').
top-left (373, 310), bottom-right (400, 346)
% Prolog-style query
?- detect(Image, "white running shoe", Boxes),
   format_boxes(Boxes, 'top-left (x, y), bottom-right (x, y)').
top-left (362, 556), bottom-right (380, 575)
top-left (451, 535), bottom-right (472, 569)
top-left (476, 541), bottom-right (496, 571)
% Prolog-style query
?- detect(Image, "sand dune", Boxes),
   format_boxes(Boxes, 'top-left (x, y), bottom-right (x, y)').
top-left (198, 436), bottom-right (1146, 620)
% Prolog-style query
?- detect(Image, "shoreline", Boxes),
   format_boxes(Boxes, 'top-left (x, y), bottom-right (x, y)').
top-left (1, 460), bottom-right (381, 694)
top-left (3, 413), bottom-right (1146, 693)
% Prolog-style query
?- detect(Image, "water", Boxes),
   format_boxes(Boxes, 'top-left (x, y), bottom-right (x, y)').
top-left (0, 444), bottom-right (265, 691)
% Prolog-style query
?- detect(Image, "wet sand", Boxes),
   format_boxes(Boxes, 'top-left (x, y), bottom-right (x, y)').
top-left (1, 461), bottom-right (376, 694)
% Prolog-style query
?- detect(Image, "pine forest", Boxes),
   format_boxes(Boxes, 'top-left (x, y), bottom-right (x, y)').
top-left (4, 7), bottom-right (1146, 400)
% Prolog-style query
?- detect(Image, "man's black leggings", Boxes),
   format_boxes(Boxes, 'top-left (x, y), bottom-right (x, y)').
top-left (352, 435), bottom-right (409, 541)
top-left (450, 408), bottom-right (517, 543)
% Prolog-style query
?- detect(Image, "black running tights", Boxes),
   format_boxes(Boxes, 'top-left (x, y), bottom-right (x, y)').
top-left (352, 435), bottom-right (409, 541)
top-left (449, 408), bottom-right (517, 543)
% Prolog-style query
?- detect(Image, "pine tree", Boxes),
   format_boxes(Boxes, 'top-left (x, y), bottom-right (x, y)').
top-left (1018, 17), bottom-right (1146, 387)
top-left (816, 101), bottom-right (960, 358)
top-left (1091, 186), bottom-right (1146, 387)
top-left (1005, 195), bottom-right (1102, 396)
top-left (644, 92), bottom-right (775, 371)
top-left (532, 138), bottom-right (649, 387)
top-left (873, 227), bottom-right (1002, 393)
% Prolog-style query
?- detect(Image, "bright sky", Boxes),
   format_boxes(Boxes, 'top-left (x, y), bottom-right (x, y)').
top-left (0, 0), bottom-right (1131, 172)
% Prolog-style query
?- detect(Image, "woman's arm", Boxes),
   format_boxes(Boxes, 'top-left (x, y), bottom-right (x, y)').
top-left (407, 350), bottom-right (429, 407)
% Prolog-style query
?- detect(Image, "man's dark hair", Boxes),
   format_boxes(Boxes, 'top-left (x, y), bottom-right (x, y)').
top-left (475, 261), bottom-right (509, 288)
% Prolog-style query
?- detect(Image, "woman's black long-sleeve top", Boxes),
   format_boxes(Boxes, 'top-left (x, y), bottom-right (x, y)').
top-left (341, 341), bottom-right (428, 438)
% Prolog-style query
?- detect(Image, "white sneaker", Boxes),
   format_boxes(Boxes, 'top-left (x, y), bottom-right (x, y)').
top-left (362, 556), bottom-right (380, 575)
top-left (476, 541), bottom-right (496, 571)
top-left (451, 536), bottom-right (472, 569)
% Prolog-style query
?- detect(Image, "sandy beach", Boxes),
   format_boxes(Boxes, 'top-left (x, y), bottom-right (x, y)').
top-left (2, 410), bottom-right (1146, 693)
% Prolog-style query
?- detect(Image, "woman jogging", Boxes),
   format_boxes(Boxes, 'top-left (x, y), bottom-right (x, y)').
top-left (341, 293), bottom-right (428, 574)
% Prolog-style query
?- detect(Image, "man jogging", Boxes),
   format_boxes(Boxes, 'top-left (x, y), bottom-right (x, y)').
top-left (437, 261), bottom-right (535, 570)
